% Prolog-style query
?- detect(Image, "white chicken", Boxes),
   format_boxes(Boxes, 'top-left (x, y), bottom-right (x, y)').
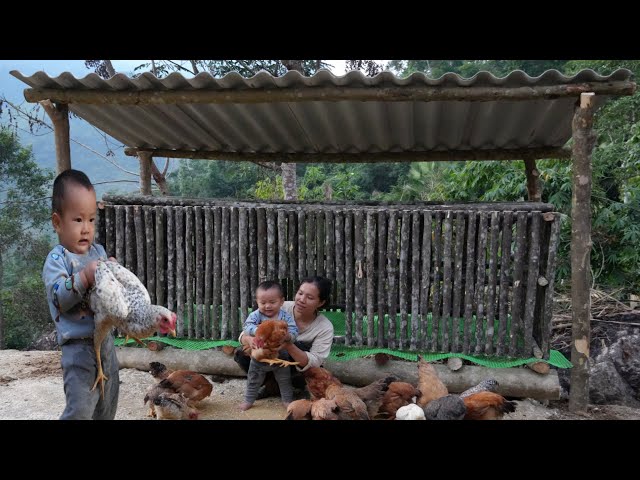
top-left (395, 403), bottom-right (426, 420)
top-left (89, 260), bottom-right (177, 397)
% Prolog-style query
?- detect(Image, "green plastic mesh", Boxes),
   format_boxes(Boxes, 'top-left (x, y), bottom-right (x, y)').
top-left (114, 337), bottom-right (572, 369)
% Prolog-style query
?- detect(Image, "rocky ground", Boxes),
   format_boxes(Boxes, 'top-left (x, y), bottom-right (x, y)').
top-left (1, 349), bottom-right (639, 420)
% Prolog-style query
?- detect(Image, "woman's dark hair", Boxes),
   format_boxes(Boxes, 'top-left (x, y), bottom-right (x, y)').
top-left (299, 276), bottom-right (332, 304)
top-left (52, 169), bottom-right (94, 214)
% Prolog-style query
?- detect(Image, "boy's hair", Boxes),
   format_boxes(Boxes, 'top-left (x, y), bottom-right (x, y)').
top-left (257, 280), bottom-right (285, 297)
top-left (52, 169), bottom-right (94, 214)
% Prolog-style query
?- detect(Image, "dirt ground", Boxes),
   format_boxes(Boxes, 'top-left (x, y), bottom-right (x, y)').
top-left (1, 349), bottom-right (639, 420)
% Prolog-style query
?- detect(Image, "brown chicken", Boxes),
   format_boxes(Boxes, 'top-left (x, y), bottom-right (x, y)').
top-left (416, 356), bottom-right (448, 407)
top-left (463, 391), bottom-right (517, 420)
top-left (310, 398), bottom-right (340, 420)
top-left (251, 319), bottom-right (299, 367)
top-left (153, 392), bottom-right (199, 420)
top-left (303, 367), bottom-right (369, 420)
top-left (158, 370), bottom-right (213, 404)
top-left (353, 376), bottom-right (397, 418)
top-left (378, 381), bottom-right (422, 420)
top-left (286, 399), bottom-right (313, 420)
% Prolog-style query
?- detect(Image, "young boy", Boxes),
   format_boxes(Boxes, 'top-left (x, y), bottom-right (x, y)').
top-left (42, 169), bottom-right (119, 420)
top-left (239, 280), bottom-right (298, 411)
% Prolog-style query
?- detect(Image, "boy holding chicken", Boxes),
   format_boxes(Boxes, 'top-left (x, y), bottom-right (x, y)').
top-left (238, 280), bottom-right (298, 411)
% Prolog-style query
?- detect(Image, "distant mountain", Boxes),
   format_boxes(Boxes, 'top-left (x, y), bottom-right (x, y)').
top-left (1, 60), bottom-right (174, 199)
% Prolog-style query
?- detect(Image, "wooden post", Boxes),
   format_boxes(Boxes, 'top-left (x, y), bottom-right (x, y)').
top-left (569, 92), bottom-right (596, 413)
top-left (138, 151), bottom-right (153, 195)
top-left (524, 157), bottom-right (542, 202)
top-left (39, 100), bottom-right (71, 173)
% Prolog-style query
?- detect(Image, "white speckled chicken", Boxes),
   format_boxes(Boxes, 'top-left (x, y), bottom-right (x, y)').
top-left (89, 260), bottom-right (177, 397)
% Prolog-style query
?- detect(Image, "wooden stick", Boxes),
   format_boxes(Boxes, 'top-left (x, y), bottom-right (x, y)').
top-left (175, 208), bottom-right (185, 337)
top-left (277, 209), bottom-right (288, 280)
top-left (451, 212), bottom-right (465, 352)
top-left (570, 93), bottom-right (596, 414)
top-left (212, 207), bottom-right (222, 339)
top-left (184, 207), bottom-right (194, 338)
top-left (410, 211), bottom-right (421, 351)
top-left (523, 212), bottom-right (542, 356)
top-left (287, 210), bottom-right (298, 299)
top-left (238, 208), bottom-right (249, 327)
top-left (510, 212), bottom-right (528, 357)
top-left (496, 211), bottom-right (513, 357)
top-left (204, 207), bottom-right (213, 338)
top-left (193, 206), bottom-right (203, 337)
top-left (420, 212), bottom-right (433, 350)
top-left (306, 211), bottom-right (316, 277)
top-left (133, 205), bottom-right (145, 284)
top-left (441, 211), bottom-right (454, 352)
top-left (366, 211), bottom-right (376, 347)
top-left (143, 206), bottom-right (156, 304)
top-left (386, 211), bottom-right (398, 350)
top-left (316, 210), bottom-right (325, 278)
top-left (220, 208), bottom-right (230, 339)
top-left (115, 205), bottom-right (125, 264)
top-left (431, 212), bottom-right (443, 352)
top-left (266, 208), bottom-right (276, 280)
top-left (230, 207), bottom-right (240, 340)
top-left (354, 210), bottom-right (365, 347)
top-left (462, 212), bottom-right (477, 355)
top-left (165, 206), bottom-right (175, 312)
top-left (377, 210), bottom-right (387, 348)
top-left (30, 81), bottom-right (635, 105)
top-left (257, 208), bottom-right (267, 283)
top-left (248, 208), bottom-right (258, 308)
top-left (344, 210), bottom-right (354, 346)
top-left (473, 212), bottom-right (488, 354)
top-left (155, 206), bottom-right (166, 308)
top-left (125, 206), bottom-right (136, 271)
top-left (484, 212), bottom-right (500, 355)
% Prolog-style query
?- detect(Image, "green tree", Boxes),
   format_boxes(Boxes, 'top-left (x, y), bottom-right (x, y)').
top-left (0, 129), bottom-right (53, 348)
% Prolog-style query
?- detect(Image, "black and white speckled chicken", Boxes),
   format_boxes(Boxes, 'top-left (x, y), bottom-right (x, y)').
top-left (459, 379), bottom-right (499, 398)
top-left (89, 260), bottom-right (177, 397)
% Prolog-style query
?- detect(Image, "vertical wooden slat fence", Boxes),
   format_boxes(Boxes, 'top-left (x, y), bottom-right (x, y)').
top-left (100, 196), bottom-right (561, 358)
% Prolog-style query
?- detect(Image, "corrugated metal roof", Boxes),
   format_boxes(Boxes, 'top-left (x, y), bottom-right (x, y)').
top-left (10, 68), bottom-right (634, 157)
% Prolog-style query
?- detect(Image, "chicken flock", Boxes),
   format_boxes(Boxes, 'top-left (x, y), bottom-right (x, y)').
top-left (285, 356), bottom-right (517, 421)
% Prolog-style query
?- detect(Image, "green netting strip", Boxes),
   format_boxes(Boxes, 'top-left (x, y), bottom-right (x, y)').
top-left (114, 337), bottom-right (572, 368)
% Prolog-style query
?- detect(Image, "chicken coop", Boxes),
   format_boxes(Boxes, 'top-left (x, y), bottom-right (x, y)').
top-left (12, 67), bottom-right (636, 406)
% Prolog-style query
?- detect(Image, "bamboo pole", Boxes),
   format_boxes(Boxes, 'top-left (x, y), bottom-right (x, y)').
top-left (212, 207), bottom-right (222, 339)
top-left (277, 210), bottom-right (288, 280)
top-left (306, 211), bottom-right (316, 277)
top-left (115, 205), bottom-right (125, 264)
top-left (143, 206), bottom-right (156, 304)
top-left (257, 208), bottom-right (267, 283)
top-left (451, 212), bottom-right (465, 352)
top-left (344, 210), bottom-right (354, 346)
top-left (175, 208), bottom-right (185, 337)
top-left (496, 211), bottom-right (513, 357)
top-left (248, 208), bottom-right (258, 307)
top-left (334, 211), bottom-right (344, 306)
top-left (353, 210), bottom-right (365, 347)
top-left (155, 206), bottom-right (166, 308)
top-left (133, 205), bottom-right (145, 284)
top-left (431, 212), bottom-right (443, 352)
top-left (95, 203), bottom-right (104, 248)
top-left (325, 210), bottom-right (335, 296)
top-left (239, 208), bottom-right (249, 326)
top-left (473, 212), bottom-right (488, 354)
top-left (230, 207), bottom-right (240, 340)
top-left (541, 214), bottom-right (561, 357)
top-left (204, 207), bottom-right (213, 337)
top-left (287, 210), bottom-right (298, 299)
top-left (194, 206), bottom-right (204, 337)
top-left (410, 211), bottom-right (421, 351)
top-left (185, 207), bottom-right (194, 338)
top-left (523, 212), bottom-right (542, 356)
top-left (386, 211), bottom-right (398, 350)
top-left (421, 212), bottom-right (433, 350)
top-left (316, 210), bottom-right (325, 278)
top-left (298, 210), bottom-right (307, 285)
top-left (510, 212), bottom-right (528, 356)
top-left (125, 206), bottom-right (136, 271)
top-left (398, 211), bottom-right (410, 350)
top-left (377, 210), bottom-right (387, 348)
top-left (484, 212), bottom-right (500, 355)
top-left (165, 206), bottom-right (176, 312)
top-left (441, 211), bottom-right (453, 352)
top-left (366, 211), bottom-right (376, 347)
top-left (462, 212), bottom-right (477, 354)
top-left (266, 208), bottom-right (276, 281)
top-left (221, 208), bottom-right (230, 339)
top-left (569, 93), bottom-right (597, 413)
